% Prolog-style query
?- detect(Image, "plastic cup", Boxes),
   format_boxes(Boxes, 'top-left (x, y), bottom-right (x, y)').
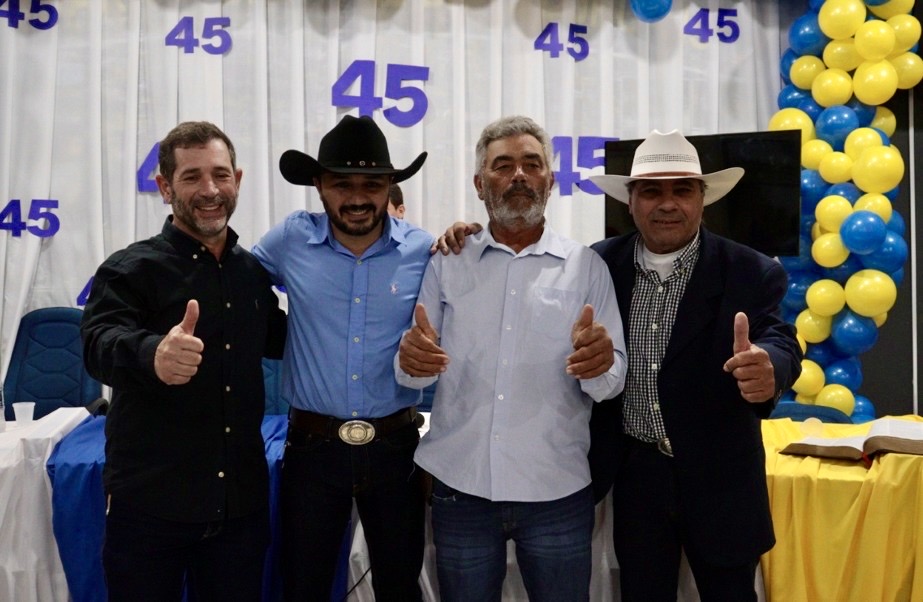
top-left (13, 402), bottom-right (35, 426)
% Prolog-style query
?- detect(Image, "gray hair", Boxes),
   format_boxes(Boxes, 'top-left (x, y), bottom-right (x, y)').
top-left (474, 116), bottom-right (552, 176)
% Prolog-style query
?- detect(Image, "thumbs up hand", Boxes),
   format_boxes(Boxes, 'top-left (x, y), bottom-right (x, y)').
top-left (399, 304), bottom-right (450, 377)
top-left (154, 299), bottom-right (205, 385)
top-left (566, 304), bottom-right (615, 380)
top-left (723, 312), bottom-right (775, 403)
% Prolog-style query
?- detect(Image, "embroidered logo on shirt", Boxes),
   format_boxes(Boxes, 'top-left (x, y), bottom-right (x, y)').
top-left (390, 283), bottom-right (399, 295)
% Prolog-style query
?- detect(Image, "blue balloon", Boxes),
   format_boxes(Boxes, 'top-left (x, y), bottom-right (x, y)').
top-left (821, 254), bottom-right (863, 284)
top-left (783, 270), bottom-right (814, 312)
top-left (824, 357), bottom-right (863, 391)
top-left (864, 0), bottom-right (889, 5)
top-left (887, 210), bottom-right (906, 236)
top-left (815, 105), bottom-right (860, 151)
top-left (870, 127), bottom-right (890, 146)
top-left (778, 84), bottom-right (809, 109)
top-left (801, 169), bottom-right (829, 215)
top-left (797, 97), bottom-right (823, 122)
top-left (779, 391), bottom-right (798, 403)
top-left (890, 267), bottom-right (905, 287)
top-left (825, 182), bottom-right (861, 203)
top-left (630, 0), bottom-right (672, 22)
top-left (851, 394), bottom-right (876, 421)
top-left (884, 185), bottom-right (899, 202)
top-left (831, 310), bottom-right (879, 356)
top-left (846, 97), bottom-right (875, 127)
top-left (805, 340), bottom-right (847, 366)
top-left (859, 231), bottom-right (908, 274)
top-left (780, 49), bottom-right (798, 86)
top-left (839, 211), bottom-right (887, 255)
top-left (789, 12), bottom-right (829, 56)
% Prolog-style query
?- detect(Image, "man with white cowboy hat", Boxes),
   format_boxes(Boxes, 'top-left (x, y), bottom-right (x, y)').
top-left (587, 129), bottom-right (802, 601)
top-left (253, 114), bottom-right (432, 601)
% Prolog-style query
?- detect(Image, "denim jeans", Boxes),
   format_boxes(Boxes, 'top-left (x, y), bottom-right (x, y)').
top-left (279, 421), bottom-right (424, 601)
top-left (103, 499), bottom-right (269, 602)
top-left (430, 479), bottom-right (594, 602)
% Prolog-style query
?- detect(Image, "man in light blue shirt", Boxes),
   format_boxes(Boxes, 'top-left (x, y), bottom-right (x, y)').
top-left (253, 115), bottom-right (432, 601)
top-left (396, 116), bottom-right (627, 601)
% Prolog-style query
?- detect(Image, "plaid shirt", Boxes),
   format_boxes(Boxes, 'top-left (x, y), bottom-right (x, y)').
top-left (622, 234), bottom-right (700, 442)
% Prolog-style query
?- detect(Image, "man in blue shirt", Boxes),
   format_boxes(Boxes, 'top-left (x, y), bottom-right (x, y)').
top-left (252, 115), bottom-right (432, 601)
top-left (396, 116), bottom-right (627, 601)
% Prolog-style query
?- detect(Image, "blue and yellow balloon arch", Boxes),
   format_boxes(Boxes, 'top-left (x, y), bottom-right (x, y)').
top-left (767, 0), bottom-right (918, 421)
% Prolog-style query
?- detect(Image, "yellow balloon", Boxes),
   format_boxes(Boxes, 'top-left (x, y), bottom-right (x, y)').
top-left (792, 358), bottom-right (826, 396)
top-left (815, 384), bottom-right (856, 415)
top-left (844, 127), bottom-right (884, 161)
top-left (812, 233), bottom-right (851, 268)
top-left (852, 145), bottom-right (904, 193)
top-left (818, 151), bottom-right (854, 183)
top-left (854, 192), bottom-right (893, 223)
top-left (873, 312), bottom-right (888, 327)
top-left (871, 106), bottom-right (897, 137)
top-left (806, 279), bottom-right (847, 317)
top-left (802, 139), bottom-right (834, 170)
top-left (812, 68), bottom-right (854, 107)
top-left (854, 20), bottom-right (897, 61)
top-left (888, 14), bottom-right (922, 54)
top-left (796, 310), bottom-right (833, 344)
top-left (790, 55), bottom-right (827, 89)
top-left (845, 269), bottom-right (898, 317)
top-left (889, 52), bottom-right (923, 89)
top-left (819, 0), bottom-right (868, 40)
top-left (870, 0), bottom-right (915, 20)
top-left (796, 333), bottom-right (808, 355)
top-left (795, 393), bottom-right (817, 404)
top-left (853, 60), bottom-right (900, 106)
top-left (815, 195), bottom-right (854, 232)
top-left (811, 220), bottom-right (826, 240)
top-left (824, 39), bottom-right (864, 71)
top-left (769, 108), bottom-right (816, 146)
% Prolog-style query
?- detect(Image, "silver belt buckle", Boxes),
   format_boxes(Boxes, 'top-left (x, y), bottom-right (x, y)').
top-left (338, 420), bottom-right (376, 445)
top-left (657, 437), bottom-right (674, 458)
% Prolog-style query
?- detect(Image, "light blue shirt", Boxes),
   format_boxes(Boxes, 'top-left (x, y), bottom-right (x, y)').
top-left (254, 212), bottom-right (434, 419)
top-left (397, 227), bottom-right (627, 502)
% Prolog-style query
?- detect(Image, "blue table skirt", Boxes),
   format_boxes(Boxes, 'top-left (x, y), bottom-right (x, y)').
top-left (46, 415), bottom-right (348, 602)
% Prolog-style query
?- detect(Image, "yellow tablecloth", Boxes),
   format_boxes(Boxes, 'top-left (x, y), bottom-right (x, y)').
top-left (761, 416), bottom-right (923, 602)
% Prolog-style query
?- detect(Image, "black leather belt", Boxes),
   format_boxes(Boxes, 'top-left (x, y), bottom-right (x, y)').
top-left (289, 407), bottom-right (417, 445)
top-left (627, 435), bottom-right (674, 458)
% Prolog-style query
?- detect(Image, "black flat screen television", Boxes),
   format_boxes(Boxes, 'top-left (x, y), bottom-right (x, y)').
top-left (603, 129), bottom-right (802, 257)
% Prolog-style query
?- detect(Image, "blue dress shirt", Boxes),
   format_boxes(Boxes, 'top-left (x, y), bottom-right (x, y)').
top-left (397, 227), bottom-right (627, 502)
top-left (254, 212), bottom-right (434, 419)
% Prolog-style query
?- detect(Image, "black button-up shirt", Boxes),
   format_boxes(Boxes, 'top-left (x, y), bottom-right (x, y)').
top-left (81, 217), bottom-right (286, 523)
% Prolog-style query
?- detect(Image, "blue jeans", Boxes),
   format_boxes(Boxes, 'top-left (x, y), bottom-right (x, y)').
top-left (430, 479), bottom-right (594, 602)
top-left (103, 499), bottom-right (269, 602)
top-left (280, 421), bottom-right (424, 601)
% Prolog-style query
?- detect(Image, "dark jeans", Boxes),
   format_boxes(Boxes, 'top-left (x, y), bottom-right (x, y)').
top-left (612, 440), bottom-right (759, 602)
top-left (430, 479), bottom-right (594, 602)
top-left (280, 421), bottom-right (424, 602)
top-left (103, 499), bottom-right (269, 602)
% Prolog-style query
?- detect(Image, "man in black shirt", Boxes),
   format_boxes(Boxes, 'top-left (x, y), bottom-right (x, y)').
top-left (81, 121), bottom-right (286, 601)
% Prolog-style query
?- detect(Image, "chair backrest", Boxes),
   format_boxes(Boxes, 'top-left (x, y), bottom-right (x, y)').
top-left (3, 307), bottom-right (102, 420)
top-left (262, 358), bottom-right (288, 415)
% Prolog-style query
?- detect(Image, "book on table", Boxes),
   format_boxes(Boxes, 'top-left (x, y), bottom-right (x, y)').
top-left (780, 417), bottom-right (923, 465)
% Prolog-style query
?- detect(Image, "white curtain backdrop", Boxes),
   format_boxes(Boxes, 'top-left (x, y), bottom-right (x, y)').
top-left (0, 0), bottom-right (791, 377)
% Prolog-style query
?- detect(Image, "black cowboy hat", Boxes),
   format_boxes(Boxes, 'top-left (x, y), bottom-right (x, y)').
top-left (279, 115), bottom-right (427, 186)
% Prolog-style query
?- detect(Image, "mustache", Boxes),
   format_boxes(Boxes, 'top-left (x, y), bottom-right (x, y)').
top-left (502, 182), bottom-right (539, 201)
top-left (340, 203), bottom-right (377, 213)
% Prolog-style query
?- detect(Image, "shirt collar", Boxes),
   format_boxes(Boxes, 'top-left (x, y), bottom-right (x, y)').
top-left (162, 216), bottom-right (239, 259)
top-left (477, 224), bottom-right (566, 260)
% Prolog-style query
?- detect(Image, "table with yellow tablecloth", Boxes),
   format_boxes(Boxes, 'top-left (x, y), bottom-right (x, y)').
top-left (761, 416), bottom-right (923, 602)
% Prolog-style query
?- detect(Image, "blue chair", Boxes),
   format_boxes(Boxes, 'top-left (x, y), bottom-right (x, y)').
top-left (769, 400), bottom-right (853, 424)
top-left (262, 358), bottom-right (288, 415)
top-left (3, 307), bottom-right (104, 420)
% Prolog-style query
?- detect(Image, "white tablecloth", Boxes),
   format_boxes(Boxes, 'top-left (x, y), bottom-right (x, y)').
top-left (0, 408), bottom-right (90, 602)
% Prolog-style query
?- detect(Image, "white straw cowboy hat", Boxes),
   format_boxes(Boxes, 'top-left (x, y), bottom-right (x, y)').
top-left (589, 129), bottom-right (745, 206)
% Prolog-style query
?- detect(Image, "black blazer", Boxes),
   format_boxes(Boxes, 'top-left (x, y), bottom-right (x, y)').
top-left (588, 228), bottom-right (802, 566)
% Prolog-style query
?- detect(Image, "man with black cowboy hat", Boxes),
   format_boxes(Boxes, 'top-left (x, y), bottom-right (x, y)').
top-left (587, 129), bottom-right (802, 600)
top-left (253, 115), bottom-right (431, 601)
